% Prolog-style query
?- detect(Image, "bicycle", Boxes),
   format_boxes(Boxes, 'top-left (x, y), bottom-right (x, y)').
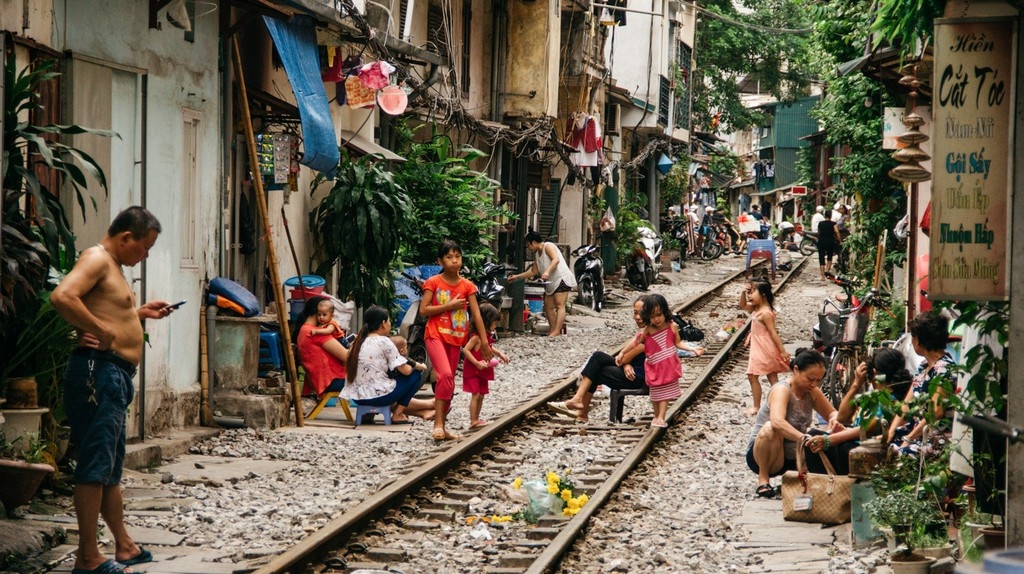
top-left (813, 274), bottom-right (888, 408)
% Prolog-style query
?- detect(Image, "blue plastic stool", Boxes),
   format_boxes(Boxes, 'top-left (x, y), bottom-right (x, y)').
top-left (258, 331), bottom-right (283, 376)
top-left (353, 403), bottom-right (392, 427)
top-left (745, 239), bottom-right (777, 280)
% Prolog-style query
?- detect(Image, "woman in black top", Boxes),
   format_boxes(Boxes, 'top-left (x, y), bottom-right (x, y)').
top-left (816, 210), bottom-right (842, 280)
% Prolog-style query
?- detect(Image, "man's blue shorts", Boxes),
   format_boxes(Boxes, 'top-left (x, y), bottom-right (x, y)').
top-left (63, 350), bottom-right (136, 486)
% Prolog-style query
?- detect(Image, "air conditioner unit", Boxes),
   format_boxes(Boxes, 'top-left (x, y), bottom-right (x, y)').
top-left (604, 103), bottom-right (621, 135)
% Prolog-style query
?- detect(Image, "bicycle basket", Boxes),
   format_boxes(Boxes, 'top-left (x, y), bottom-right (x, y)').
top-left (817, 313), bottom-right (842, 347)
top-left (843, 311), bottom-right (870, 345)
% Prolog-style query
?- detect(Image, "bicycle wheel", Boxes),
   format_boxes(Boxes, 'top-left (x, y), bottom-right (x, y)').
top-left (824, 348), bottom-right (859, 408)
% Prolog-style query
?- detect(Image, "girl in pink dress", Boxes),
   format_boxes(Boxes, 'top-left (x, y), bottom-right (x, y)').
top-left (623, 294), bottom-right (706, 428)
top-left (741, 280), bottom-right (791, 416)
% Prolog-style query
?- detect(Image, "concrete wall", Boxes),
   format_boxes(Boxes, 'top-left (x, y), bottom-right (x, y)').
top-left (505, 0), bottom-right (559, 118)
top-left (604, 2), bottom-right (669, 128)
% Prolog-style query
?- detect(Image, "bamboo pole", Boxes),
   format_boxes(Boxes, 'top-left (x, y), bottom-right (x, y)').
top-left (199, 304), bottom-right (213, 426)
top-left (231, 36), bottom-right (304, 427)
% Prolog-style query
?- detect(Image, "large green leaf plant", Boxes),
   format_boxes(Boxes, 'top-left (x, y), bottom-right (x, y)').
top-left (1, 58), bottom-right (112, 392)
top-left (390, 123), bottom-right (510, 270)
top-left (309, 152), bottom-right (412, 308)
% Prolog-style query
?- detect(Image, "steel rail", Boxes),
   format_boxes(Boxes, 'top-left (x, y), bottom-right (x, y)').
top-left (257, 260), bottom-right (793, 573)
top-left (524, 256), bottom-right (808, 574)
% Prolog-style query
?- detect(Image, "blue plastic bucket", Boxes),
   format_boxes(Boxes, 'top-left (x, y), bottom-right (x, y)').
top-left (284, 275), bottom-right (325, 288)
top-left (524, 285), bottom-right (545, 314)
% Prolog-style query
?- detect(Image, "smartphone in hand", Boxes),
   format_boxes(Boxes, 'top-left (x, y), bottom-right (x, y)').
top-left (165, 300), bottom-right (187, 311)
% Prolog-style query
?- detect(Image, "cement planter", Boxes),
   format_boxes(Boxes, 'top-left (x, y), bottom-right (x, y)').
top-left (0, 458), bottom-right (55, 515)
top-left (0, 407), bottom-right (48, 455)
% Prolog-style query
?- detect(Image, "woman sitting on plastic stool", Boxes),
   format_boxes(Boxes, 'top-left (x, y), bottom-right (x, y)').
top-left (295, 295), bottom-right (349, 397)
top-left (342, 305), bottom-right (435, 422)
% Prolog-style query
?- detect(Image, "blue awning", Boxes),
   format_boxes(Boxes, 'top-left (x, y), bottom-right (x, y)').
top-left (263, 14), bottom-right (339, 178)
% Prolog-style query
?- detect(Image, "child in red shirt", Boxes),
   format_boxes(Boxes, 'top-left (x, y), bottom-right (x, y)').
top-left (462, 303), bottom-right (509, 429)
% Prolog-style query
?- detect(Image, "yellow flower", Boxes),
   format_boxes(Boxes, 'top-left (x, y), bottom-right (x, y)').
top-left (491, 515), bottom-right (512, 523)
top-left (578, 494), bottom-right (589, 506)
top-left (547, 482), bottom-right (560, 494)
top-left (560, 489), bottom-right (573, 501)
top-left (562, 507), bottom-right (574, 516)
top-left (512, 477), bottom-right (522, 490)
top-left (546, 471), bottom-right (560, 483)
top-left (567, 498), bottom-right (580, 510)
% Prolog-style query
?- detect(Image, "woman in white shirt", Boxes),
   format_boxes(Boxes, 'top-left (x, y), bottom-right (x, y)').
top-left (343, 305), bottom-right (435, 422)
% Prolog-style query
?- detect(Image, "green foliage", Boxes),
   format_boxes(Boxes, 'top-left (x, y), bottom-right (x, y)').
top-left (659, 162), bottom-right (690, 209)
top-left (939, 301), bottom-right (1009, 414)
top-left (309, 152), bottom-right (412, 308)
top-left (865, 490), bottom-right (944, 555)
top-left (2, 58), bottom-right (114, 338)
top-left (614, 203), bottom-right (648, 264)
top-left (872, 0), bottom-right (948, 59)
top-left (692, 0), bottom-right (814, 131)
top-left (390, 122), bottom-right (512, 269)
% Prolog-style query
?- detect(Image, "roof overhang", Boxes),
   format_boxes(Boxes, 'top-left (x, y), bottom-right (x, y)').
top-left (837, 45), bottom-right (933, 100)
top-left (339, 130), bottom-right (406, 162)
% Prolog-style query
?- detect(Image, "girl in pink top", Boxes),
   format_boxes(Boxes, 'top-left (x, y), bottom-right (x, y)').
top-left (739, 280), bottom-right (791, 416)
top-left (621, 294), bottom-right (705, 428)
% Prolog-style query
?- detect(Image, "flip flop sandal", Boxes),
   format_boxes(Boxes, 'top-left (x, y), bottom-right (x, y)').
top-left (71, 559), bottom-right (134, 574)
top-left (756, 483), bottom-right (775, 498)
top-left (546, 401), bottom-right (577, 418)
top-left (120, 548), bottom-right (153, 567)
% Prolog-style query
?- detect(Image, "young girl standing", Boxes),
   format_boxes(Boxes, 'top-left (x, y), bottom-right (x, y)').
top-left (420, 240), bottom-right (493, 440)
top-left (625, 294), bottom-right (705, 428)
top-left (739, 280), bottom-right (790, 416)
top-left (461, 303), bottom-right (509, 429)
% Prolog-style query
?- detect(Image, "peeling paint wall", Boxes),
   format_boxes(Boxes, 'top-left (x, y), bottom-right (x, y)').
top-left (505, 0), bottom-right (559, 118)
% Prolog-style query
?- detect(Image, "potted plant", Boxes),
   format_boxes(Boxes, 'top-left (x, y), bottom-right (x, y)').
top-left (1, 57), bottom-right (111, 441)
top-left (0, 430), bottom-right (56, 516)
top-left (864, 490), bottom-right (943, 573)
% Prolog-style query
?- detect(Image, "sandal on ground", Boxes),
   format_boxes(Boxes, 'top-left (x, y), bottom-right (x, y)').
top-left (651, 419), bottom-right (669, 428)
top-left (119, 548), bottom-right (153, 567)
top-left (756, 483), bottom-right (775, 498)
top-left (469, 420), bottom-right (489, 429)
top-left (546, 401), bottom-right (578, 418)
top-left (431, 428), bottom-right (461, 441)
top-left (71, 559), bottom-right (135, 574)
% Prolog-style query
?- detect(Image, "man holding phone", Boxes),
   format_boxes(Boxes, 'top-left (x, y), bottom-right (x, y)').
top-left (52, 206), bottom-right (171, 573)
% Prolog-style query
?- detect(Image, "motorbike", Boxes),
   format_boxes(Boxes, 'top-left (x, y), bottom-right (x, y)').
top-left (392, 265), bottom-right (439, 365)
top-left (572, 244), bottom-right (604, 311)
top-left (469, 261), bottom-right (509, 310)
top-left (699, 222), bottom-right (726, 260)
top-left (799, 230), bottom-right (819, 256)
top-left (626, 226), bottom-right (662, 290)
top-left (663, 218), bottom-right (690, 266)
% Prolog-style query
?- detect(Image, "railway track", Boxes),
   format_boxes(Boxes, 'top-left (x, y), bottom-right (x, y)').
top-left (256, 260), bottom-right (806, 574)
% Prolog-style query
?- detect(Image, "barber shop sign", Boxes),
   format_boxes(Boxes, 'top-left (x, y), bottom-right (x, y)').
top-left (929, 17), bottom-right (1015, 301)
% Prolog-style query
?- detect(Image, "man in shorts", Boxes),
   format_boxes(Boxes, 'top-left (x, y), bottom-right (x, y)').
top-left (52, 206), bottom-right (175, 574)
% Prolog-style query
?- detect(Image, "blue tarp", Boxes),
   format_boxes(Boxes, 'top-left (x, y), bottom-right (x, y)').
top-left (263, 15), bottom-right (339, 178)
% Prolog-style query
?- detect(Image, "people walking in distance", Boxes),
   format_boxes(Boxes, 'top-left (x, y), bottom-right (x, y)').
top-left (624, 294), bottom-right (702, 428)
top-left (461, 302), bottom-right (509, 429)
top-left (816, 209), bottom-right (842, 280)
top-left (507, 231), bottom-right (576, 337)
top-left (549, 296), bottom-right (650, 422)
top-left (810, 205), bottom-right (826, 232)
top-left (51, 206), bottom-right (170, 573)
top-left (420, 240), bottom-right (492, 441)
top-left (746, 348), bottom-right (843, 497)
top-left (739, 280), bottom-right (791, 416)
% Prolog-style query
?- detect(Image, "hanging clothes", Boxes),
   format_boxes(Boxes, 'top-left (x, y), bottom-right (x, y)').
top-left (358, 61), bottom-right (396, 90)
top-left (568, 112), bottom-right (602, 168)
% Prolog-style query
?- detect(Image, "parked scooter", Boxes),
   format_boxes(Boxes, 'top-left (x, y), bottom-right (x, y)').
top-left (392, 266), bottom-right (437, 365)
top-left (626, 226), bottom-right (662, 290)
top-left (470, 261), bottom-right (509, 309)
top-left (700, 223), bottom-right (726, 260)
top-left (572, 244), bottom-right (604, 311)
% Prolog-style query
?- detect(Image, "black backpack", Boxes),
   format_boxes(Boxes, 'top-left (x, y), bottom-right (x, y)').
top-left (672, 315), bottom-right (704, 342)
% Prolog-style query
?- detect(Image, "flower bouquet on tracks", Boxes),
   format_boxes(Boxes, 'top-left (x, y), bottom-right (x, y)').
top-left (509, 470), bottom-right (589, 523)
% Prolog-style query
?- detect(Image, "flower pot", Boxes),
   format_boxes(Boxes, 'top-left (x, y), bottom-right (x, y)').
top-left (4, 376), bottom-right (38, 408)
top-left (980, 526), bottom-right (1005, 551)
top-left (918, 544), bottom-right (955, 560)
top-left (0, 407), bottom-right (48, 455)
top-left (889, 554), bottom-right (935, 574)
top-left (0, 458), bottom-right (55, 515)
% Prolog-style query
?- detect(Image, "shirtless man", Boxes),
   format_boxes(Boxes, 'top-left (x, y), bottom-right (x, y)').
top-left (52, 206), bottom-right (172, 574)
